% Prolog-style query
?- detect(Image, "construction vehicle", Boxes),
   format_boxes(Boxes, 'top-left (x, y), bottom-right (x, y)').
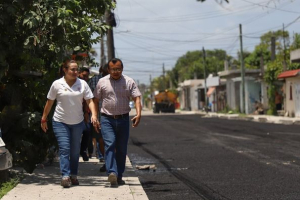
top-left (153, 90), bottom-right (177, 113)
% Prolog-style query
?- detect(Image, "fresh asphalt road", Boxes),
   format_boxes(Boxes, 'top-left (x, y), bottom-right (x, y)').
top-left (128, 112), bottom-right (300, 200)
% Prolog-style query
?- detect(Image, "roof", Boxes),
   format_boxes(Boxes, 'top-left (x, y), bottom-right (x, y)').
top-left (277, 69), bottom-right (300, 79)
top-left (218, 69), bottom-right (260, 78)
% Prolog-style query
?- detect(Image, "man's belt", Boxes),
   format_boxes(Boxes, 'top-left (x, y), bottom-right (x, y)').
top-left (101, 113), bottom-right (129, 119)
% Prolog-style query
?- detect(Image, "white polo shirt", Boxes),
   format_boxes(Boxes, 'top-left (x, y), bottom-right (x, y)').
top-left (47, 77), bottom-right (94, 124)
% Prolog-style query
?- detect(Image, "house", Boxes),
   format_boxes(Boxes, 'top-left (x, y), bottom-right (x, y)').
top-left (177, 79), bottom-right (204, 111)
top-left (205, 75), bottom-right (226, 112)
top-left (277, 69), bottom-right (300, 117)
top-left (219, 69), bottom-right (262, 114)
top-left (177, 77), bottom-right (226, 112)
top-left (277, 48), bottom-right (300, 117)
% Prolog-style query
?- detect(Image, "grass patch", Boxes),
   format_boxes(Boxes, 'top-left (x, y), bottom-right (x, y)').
top-left (0, 178), bottom-right (19, 198)
top-left (0, 171), bottom-right (24, 199)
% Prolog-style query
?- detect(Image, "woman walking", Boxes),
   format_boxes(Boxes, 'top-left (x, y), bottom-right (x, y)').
top-left (41, 60), bottom-right (98, 188)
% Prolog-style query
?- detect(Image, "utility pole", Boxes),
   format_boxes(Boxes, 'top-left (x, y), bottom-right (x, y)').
top-left (150, 74), bottom-right (153, 105)
top-left (193, 63), bottom-right (197, 79)
top-left (162, 63), bottom-right (166, 90)
top-left (202, 47), bottom-right (207, 107)
top-left (283, 23), bottom-right (287, 71)
top-left (105, 10), bottom-right (116, 60)
top-left (239, 24), bottom-right (245, 113)
top-left (100, 35), bottom-right (106, 66)
top-left (271, 35), bottom-right (276, 61)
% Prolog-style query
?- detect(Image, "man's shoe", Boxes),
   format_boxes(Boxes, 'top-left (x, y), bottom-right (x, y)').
top-left (117, 178), bottom-right (125, 185)
top-left (81, 153), bottom-right (89, 161)
top-left (61, 177), bottom-right (71, 188)
top-left (70, 177), bottom-right (79, 186)
top-left (99, 164), bottom-right (106, 172)
top-left (108, 173), bottom-right (118, 187)
top-left (99, 158), bottom-right (104, 163)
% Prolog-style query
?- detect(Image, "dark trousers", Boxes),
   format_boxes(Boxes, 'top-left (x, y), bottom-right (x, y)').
top-left (80, 123), bottom-right (93, 155)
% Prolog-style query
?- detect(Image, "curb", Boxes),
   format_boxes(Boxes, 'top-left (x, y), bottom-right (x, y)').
top-left (176, 110), bottom-right (298, 125)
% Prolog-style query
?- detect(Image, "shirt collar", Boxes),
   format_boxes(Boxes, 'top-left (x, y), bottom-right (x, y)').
top-left (109, 74), bottom-right (123, 81)
top-left (59, 77), bottom-right (81, 88)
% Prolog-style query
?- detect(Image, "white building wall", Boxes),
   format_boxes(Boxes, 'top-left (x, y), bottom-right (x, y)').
top-left (190, 84), bottom-right (199, 111)
top-left (285, 77), bottom-right (300, 117)
top-left (226, 80), bottom-right (235, 110)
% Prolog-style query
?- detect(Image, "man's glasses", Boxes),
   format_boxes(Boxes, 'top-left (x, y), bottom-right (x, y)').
top-left (110, 68), bottom-right (122, 72)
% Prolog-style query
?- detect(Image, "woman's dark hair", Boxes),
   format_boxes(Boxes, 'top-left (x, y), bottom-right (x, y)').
top-left (65, 60), bottom-right (77, 68)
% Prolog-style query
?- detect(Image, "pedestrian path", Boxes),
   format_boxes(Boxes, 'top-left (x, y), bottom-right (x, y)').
top-left (2, 157), bottom-right (148, 200)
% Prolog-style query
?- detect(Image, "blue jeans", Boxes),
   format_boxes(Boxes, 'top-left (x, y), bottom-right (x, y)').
top-left (101, 114), bottom-right (129, 178)
top-left (52, 120), bottom-right (84, 178)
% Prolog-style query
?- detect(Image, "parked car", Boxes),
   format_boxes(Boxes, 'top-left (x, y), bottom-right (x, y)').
top-left (129, 101), bottom-right (135, 109)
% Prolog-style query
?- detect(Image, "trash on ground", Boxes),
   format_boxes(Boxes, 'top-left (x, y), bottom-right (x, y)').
top-left (136, 164), bottom-right (157, 171)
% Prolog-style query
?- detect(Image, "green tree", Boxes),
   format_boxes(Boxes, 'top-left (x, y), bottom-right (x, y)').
top-left (291, 33), bottom-right (300, 50)
top-left (262, 30), bottom-right (300, 115)
top-left (170, 49), bottom-right (228, 88)
top-left (264, 59), bottom-right (283, 115)
top-left (0, 0), bottom-right (114, 173)
top-left (244, 44), bottom-right (271, 69)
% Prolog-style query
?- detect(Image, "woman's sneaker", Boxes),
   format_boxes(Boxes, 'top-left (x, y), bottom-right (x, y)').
top-left (61, 177), bottom-right (71, 188)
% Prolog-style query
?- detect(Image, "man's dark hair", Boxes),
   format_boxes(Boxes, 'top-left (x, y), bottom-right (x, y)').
top-left (79, 67), bottom-right (90, 74)
top-left (108, 58), bottom-right (123, 68)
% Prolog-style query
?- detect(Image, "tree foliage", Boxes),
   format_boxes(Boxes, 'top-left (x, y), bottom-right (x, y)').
top-left (170, 49), bottom-right (228, 88)
top-left (0, 0), bottom-right (114, 172)
top-left (291, 33), bottom-right (300, 50)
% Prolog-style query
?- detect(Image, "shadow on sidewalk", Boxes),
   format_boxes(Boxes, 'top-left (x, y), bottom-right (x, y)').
top-left (20, 159), bottom-right (108, 187)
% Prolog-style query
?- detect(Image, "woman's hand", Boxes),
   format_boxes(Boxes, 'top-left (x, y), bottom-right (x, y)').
top-left (91, 115), bottom-right (100, 133)
top-left (41, 120), bottom-right (48, 133)
top-left (41, 100), bottom-right (54, 133)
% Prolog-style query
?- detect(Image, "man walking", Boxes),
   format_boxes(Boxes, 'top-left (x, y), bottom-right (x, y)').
top-left (93, 58), bottom-right (141, 186)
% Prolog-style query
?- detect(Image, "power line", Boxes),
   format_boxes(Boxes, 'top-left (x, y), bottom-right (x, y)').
top-left (241, 0), bottom-right (300, 14)
top-left (120, 5), bottom-right (258, 23)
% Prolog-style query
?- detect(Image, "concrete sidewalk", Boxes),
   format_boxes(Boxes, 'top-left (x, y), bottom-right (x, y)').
top-left (2, 157), bottom-right (148, 200)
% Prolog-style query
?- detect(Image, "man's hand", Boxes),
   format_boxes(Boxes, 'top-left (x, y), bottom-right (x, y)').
top-left (131, 115), bottom-right (141, 127)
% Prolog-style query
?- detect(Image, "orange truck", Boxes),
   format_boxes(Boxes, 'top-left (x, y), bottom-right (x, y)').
top-left (153, 90), bottom-right (177, 113)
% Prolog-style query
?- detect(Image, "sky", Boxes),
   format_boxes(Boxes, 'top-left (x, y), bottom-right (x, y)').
top-left (92, 0), bottom-right (300, 85)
